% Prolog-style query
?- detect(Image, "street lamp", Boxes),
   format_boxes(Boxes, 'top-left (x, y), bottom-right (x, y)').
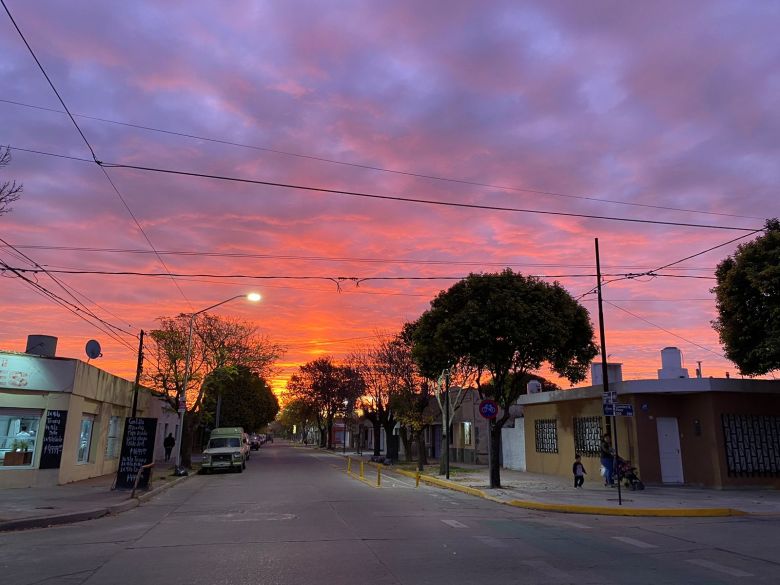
top-left (173, 292), bottom-right (261, 472)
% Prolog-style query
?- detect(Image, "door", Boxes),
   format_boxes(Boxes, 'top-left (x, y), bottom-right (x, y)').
top-left (656, 417), bottom-right (684, 483)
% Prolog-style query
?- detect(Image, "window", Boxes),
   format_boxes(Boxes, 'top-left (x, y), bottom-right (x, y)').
top-left (534, 419), bottom-right (558, 453)
top-left (573, 416), bottom-right (602, 456)
top-left (461, 422), bottom-right (473, 446)
top-left (0, 409), bottom-right (42, 467)
top-left (105, 416), bottom-right (121, 459)
top-left (77, 415), bottom-right (95, 464)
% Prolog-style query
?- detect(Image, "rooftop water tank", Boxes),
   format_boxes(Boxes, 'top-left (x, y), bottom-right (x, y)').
top-left (527, 380), bottom-right (542, 394)
top-left (25, 334), bottom-right (58, 357)
top-left (658, 346), bottom-right (689, 379)
top-left (591, 363), bottom-right (623, 386)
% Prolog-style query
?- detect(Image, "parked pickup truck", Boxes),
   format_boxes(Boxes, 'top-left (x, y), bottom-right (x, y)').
top-left (201, 427), bottom-right (250, 473)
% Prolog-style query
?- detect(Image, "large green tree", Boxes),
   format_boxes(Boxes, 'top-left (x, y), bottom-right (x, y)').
top-left (713, 219), bottom-right (780, 376)
top-left (202, 366), bottom-right (279, 432)
top-left (410, 269), bottom-right (598, 488)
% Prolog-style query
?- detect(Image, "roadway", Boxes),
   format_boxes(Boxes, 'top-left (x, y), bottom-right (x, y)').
top-left (1, 442), bottom-right (778, 584)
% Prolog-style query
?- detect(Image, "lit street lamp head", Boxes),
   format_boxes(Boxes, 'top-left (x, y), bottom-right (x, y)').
top-left (247, 292), bottom-right (262, 302)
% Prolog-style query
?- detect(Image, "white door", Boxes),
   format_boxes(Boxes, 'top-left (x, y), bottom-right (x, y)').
top-left (656, 417), bottom-right (684, 484)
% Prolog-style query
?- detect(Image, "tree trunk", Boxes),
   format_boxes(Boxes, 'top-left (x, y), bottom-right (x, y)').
top-left (400, 427), bottom-right (413, 462)
top-left (181, 411), bottom-right (200, 468)
top-left (326, 415), bottom-right (335, 450)
top-left (383, 423), bottom-right (399, 462)
top-left (416, 429), bottom-right (427, 472)
top-left (318, 424), bottom-right (327, 448)
top-left (489, 422), bottom-right (502, 488)
top-left (372, 421), bottom-right (382, 456)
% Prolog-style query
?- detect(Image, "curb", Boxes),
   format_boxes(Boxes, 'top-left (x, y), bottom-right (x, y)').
top-left (392, 469), bottom-right (747, 518)
top-left (0, 472), bottom-right (192, 533)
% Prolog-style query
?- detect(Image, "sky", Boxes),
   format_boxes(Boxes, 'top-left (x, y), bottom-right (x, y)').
top-left (1, 1), bottom-right (778, 392)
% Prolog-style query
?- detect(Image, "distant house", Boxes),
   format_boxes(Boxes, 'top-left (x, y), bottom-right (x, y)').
top-left (516, 347), bottom-right (780, 489)
top-left (0, 336), bottom-right (178, 487)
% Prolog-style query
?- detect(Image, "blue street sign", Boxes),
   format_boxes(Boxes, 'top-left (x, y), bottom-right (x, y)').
top-left (479, 399), bottom-right (498, 419)
top-left (604, 403), bottom-right (634, 417)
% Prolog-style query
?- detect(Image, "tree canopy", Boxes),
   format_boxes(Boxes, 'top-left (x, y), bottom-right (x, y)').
top-left (0, 146), bottom-right (23, 216)
top-left (713, 219), bottom-right (780, 376)
top-left (202, 366), bottom-right (279, 432)
top-left (409, 269), bottom-right (598, 487)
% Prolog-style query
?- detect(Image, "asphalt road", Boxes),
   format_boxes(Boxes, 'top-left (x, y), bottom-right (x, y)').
top-left (2, 442), bottom-right (779, 585)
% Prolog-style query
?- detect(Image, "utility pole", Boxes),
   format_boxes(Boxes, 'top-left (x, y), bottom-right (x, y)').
top-left (595, 238), bottom-right (622, 505)
top-left (131, 330), bottom-right (144, 418)
top-left (444, 369), bottom-right (451, 480)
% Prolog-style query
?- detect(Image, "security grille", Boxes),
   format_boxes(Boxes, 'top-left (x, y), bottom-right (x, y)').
top-left (722, 414), bottom-right (780, 477)
top-left (534, 419), bottom-right (558, 453)
top-left (573, 416), bottom-right (602, 456)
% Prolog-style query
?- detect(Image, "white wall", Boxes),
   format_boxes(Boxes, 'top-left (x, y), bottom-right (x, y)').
top-left (501, 418), bottom-right (526, 471)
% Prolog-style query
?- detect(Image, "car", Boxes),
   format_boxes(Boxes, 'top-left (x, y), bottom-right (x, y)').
top-left (250, 434), bottom-right (262, 450)
top-left (201, 427), bottom-right (249, 473)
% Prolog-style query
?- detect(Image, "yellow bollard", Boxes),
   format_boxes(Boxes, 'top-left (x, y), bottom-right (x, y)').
top-left (416, 471), bottom-right (420, 488)
top-left (360, 461), bottom-right (364, 479)
top-left (377, 465), bottom-right (382, 487)
top-left (347, 457), bottom-right (352, 474)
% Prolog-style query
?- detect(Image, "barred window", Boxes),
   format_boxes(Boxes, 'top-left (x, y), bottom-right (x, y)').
top-left (573, 416), bottom-right (602, 456)
top-left (722, 414), bottom-right (780, 477)
top-left (534, 419), bottom-right (558, 453)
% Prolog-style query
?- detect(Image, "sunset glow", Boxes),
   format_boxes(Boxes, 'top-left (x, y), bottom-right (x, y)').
top-left (1, 1), bottom-right (777, 395)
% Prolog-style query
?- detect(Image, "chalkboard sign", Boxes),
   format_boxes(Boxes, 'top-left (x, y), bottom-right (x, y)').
top-left (115, 417), bottom-right (157, 490)
top-left (39, 410), bottom-right (68, 469)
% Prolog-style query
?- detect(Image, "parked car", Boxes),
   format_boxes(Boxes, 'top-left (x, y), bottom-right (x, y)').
top-left (201, 427), bottom-right (249, 473)
top-left (250, 434), bottom-right (262, 450)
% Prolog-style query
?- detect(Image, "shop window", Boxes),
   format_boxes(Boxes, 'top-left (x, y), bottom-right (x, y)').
top-left (105, 416), bottom-right (121, 459)
top-left (534, 419), bottom-right (558, 453)
top-left (77, 415), bottom-right (95, 464)
top-left (573, 416), bottom-right (602, 456)
top-left (0, 409), bottom-right (42, 467)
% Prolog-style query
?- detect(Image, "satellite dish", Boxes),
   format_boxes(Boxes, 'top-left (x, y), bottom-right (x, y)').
top-left (85, 339), bottom-right (102, 360)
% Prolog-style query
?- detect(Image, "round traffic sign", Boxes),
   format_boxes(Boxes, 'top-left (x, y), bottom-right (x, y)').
top-left (479, 399), bottom-right (498, 419)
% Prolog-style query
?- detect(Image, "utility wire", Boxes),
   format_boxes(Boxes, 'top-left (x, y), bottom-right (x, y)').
top-left (605, 300), bottom-right (726, 360)
top-left (5, 143), bottom-right (762, 231)
top-left (0, 96), bottom-right (764, 222)
top-left (0, 237), bottom-right (135, 335)
top-left (99, 161), bottom-right (760, 231)
top-left (0, 242), bottom-right (717, 271)
top-left (0, 4), bottom-right (192, 310)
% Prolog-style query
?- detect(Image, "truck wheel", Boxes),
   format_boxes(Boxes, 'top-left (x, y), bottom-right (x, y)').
top-left (237, 465), bottom-right (243, 473)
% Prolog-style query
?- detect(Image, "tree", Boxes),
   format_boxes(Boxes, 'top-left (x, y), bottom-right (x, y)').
top-left (713, 219), bottom-right (780, 376)
top-left (278, 397), bottom-right (318, 442)
top-left (1, 146), bottom-right (23, 216)
top-left (145, 313), bottom-right (284, 467)
top-left (285, 357), bottom-right (365, 449)
top-left (202, 366), bottom-right (279, 431)
top-left (410, 269), bottom-right (598, 488)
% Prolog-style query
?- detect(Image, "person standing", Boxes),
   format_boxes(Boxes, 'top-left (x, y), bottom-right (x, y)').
top-left (573, 453), bottom-right (586, 488)
top-left (600, 433), bottom-right (614, 486)
top-left (163, 433), bottom-right (175, 462)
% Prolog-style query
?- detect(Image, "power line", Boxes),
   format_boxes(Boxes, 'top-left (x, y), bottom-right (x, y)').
top-left (3, 145), bottom-right (760, 231)
top-left (0, 242), bottom-right (718, 271)
top-left (99, 160), bottom-right (762, 232)
top-left (605, 300), bottom-right (725, 360)
top-left (0, 5), bottom-right (193, 311)
top-left (0, 96), bottom-right (764, 222)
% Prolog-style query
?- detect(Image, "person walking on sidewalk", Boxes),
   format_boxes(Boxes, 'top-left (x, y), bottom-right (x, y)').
top-left (600, 433), bottom-right (614, 486)
top-left (163, 433), bottom-right (175, 461)
top-left (573, 454), bottom-right (586, 488)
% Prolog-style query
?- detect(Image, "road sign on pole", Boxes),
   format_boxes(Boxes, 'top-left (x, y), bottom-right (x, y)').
top-left (479, 399), bottom-right (498, 419)
top-left (604, 403), bottom-right (633, 417)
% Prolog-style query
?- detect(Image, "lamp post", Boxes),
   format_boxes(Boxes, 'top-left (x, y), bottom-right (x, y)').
top-left (173, 292), bottom-right (261, 472)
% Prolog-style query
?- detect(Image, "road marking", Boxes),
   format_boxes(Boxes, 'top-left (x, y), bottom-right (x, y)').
top-left (686, 559), bottom-right (754, 577)
top-left (441, 519), bottom-right (468, 528)
top-left (474, 535), bottom-right (510, 549)
top-left (554, 520), bottom-right (591, 530)
top-left (522, 560), bottom-right (571, 580)
top-left (611, 536), bottom-right (658, 549)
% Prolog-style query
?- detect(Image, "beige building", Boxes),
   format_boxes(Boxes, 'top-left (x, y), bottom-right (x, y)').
top-left (517, 349), bottom-right (780, 489)
top-left (0, 342), bottom-right (177, 488)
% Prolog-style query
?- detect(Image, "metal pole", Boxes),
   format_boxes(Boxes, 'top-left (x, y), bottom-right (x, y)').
top-left (131, 330), bottom-right (144, 418)
top-left (595, 238), bottom-right (622, 505)
top-left (173, 315), bottom-right (195, 470)
top-left (444, 370), bottom-right (451, 480)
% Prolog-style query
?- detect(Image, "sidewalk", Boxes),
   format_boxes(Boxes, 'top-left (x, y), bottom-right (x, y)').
top-left (332, 448), bottom-right (780, 517)
top-left (0, 460), bottom-right (189, 532)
